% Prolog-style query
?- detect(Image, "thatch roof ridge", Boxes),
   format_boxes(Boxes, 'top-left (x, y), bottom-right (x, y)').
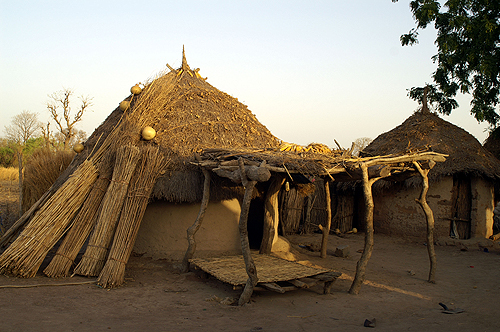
top-left (362, 111), bottom-right (500, 180)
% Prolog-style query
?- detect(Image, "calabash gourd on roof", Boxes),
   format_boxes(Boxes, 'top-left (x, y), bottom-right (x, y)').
top-left (141, 126), bottom-right (156, 140)
top-left (73, 143), bottom-right (84, 153)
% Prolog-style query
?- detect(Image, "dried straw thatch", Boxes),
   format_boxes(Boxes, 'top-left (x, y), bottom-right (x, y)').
top-left (362, 111), bottom-right (500, 182)
top-left (43, 151), bottom-right (115, 278)
top-left (483, 127), bottom-right (500, 161)
top-left (98, 145), bottom-right (168, 288)
top-left (68, 50), bottom-right (280, 204)
top-left (190, 254), bottom-right (331, 286)
top-left (74, 145), bottom-right (141, 277)
top-left (0, 160), bottom-right (98, 277)
top-left (22, 148), bottom-right (75, 212)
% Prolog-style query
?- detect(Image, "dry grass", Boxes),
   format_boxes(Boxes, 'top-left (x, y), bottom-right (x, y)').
top-left (0, 168), bottom-right (18, 182)
top-left (0, 181), bottom-right (20, 236)
top-left (22, 149), bottom-right (74, 212)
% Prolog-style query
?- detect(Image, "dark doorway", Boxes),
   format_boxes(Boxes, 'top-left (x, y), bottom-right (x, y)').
top-left (450, 174), bottom-right (472, 239)
top-left (247, 197), bottom-right (264, 250)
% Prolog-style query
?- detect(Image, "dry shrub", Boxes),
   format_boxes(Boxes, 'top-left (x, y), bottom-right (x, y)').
top-left (0, 167), bottom-right (18, 181)
top-left (22, 148), bottom-right (75, 212)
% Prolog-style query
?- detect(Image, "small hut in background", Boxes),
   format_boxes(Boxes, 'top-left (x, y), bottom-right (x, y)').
top-left (361, 109), bottom-right (500, 240)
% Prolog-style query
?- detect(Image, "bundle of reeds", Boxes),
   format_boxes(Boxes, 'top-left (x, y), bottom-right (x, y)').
top-left (74, 145), bottom-right (140, 277)
top-left (43, 152), bottom-right (115, 278)
top-left (0, 160), bottom-right (98, 278)
top-left (98, 146), bottom-right (167, 288)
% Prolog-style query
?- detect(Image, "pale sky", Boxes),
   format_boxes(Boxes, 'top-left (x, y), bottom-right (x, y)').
top-left (0, 0), bottom-right (491, 148)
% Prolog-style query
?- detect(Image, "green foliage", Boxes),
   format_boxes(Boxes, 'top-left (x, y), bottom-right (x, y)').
top-left (407, 84), bottom-right (459, 114)
top-left (23, 137), bottom-right (45, 157)
top-left (0, 147), bottom-right (15, 168)
top-left (395, 0), bottom-right (500, 126)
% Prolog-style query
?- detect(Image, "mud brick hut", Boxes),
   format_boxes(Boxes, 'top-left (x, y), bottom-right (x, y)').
top-left (0, 50), bottom-right (448, 303)
top-left (361, 108), bottom-right (500, 240)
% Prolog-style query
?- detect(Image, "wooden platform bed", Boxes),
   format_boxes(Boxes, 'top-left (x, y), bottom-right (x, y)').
top-left (190, 254), bottom-right (342, 295)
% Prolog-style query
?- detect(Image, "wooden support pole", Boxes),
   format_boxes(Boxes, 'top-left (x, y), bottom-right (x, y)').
top-left (304, 194), bottom-right (312, 234)
top-left (237, 158), bottom-right (258, 306)
top-left (181, 169), bottom-right (211, 273)
top-left (260, 175), bottom-right (285, 254)
top-left (413, 161), bottom-right (437, 283)
top-left (320, 180), bottom-right (332, 258)
top-left (349, 163), bottom-right (376, 295)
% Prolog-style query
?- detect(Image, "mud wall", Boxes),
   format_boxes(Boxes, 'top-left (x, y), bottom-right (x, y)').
top-left (372, 177), bottom-right (453, 240)
top-left (134, 199), bottom-right (242, 260)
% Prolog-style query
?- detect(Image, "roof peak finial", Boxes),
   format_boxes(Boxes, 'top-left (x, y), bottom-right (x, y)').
top-left (421, 85), bottom-right (430, 114)
top-left (182, 45), bottom-right (189, 70)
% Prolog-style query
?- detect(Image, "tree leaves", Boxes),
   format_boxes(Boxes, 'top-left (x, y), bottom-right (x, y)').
top-left (396, 0), bottom-right (500, 127)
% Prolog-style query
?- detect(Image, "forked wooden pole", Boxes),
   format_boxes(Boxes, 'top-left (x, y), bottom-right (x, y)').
top-left (181, 169), bottom-right (211, 273)
top-left (349, 163), bottom-right (377, 295)
top-left (413, 161), bottom-right (437, 283)
top-left (320, 180), bottom-right (332, 258)
top-left (237, 158), bottom-right (258, 305)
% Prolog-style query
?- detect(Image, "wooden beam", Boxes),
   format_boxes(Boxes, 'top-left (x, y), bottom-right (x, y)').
top-left (181, 169), bottom-right (211, 273)
top-left (260, 175), bottom-right (285, 254)
top-left (260, 282), bottom-right (285, 293)
top-left (237, 158), bottom-right (258, 306)
top-left (288, 279), bottom-right (309, 288)
top-left (213, 165), bottom-right (271, 183)
top-left (331, 165), bottom-right (391, 182)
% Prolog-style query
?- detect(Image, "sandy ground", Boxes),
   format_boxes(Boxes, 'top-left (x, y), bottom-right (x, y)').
top-left (1, 232), bottom-right (499, 332)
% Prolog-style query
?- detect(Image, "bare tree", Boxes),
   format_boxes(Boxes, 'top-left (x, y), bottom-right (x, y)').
top-left (351, 137), bottom-right (373, 156)
top-left (46, 88), bottom-right (93, 149)
top-left (3, 110), bottom-right (41, 216)
top-left (40, 122), bottom-right (53, 149)
top-left (4, 110), bottom-right (40, 144)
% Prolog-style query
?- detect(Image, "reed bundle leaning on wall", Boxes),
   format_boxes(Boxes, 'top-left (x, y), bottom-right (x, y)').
top-left (74, 144), bottom-right (141, 277)
top-left (0, 160), bottom-right (98, 278)
top-left (43, 151), bottom-right (115, 278)
top-left (98, 145), bottom-right (167, 288)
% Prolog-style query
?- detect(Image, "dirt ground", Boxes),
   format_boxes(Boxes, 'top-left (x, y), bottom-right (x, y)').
top-left (1, 231), bottom-right (500, 332)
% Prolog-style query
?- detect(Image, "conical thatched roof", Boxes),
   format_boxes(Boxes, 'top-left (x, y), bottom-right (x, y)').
top-left (483, 127), bottom-right (500, 160)
top-left (71, 51), bottom-right (280, 203)
top-left (362, 111), bottom-right (500, 181)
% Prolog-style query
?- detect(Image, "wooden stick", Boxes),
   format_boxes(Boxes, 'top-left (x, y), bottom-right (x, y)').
top-left (349, 163), bottom-right (376, 295)
top-left (320, 180), bottom-right (332, 258)
top-left (260, 174), bottom-right (285, 254)
top-left (181, 169), bottom-right (211, 272)
top-left (413, 161), bottom-right (437, 283)
top-left (237, 158), bottom-right (258, 306)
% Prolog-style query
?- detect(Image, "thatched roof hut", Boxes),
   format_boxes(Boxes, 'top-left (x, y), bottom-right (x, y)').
top-left (360, 110), bottom-right (500, 240)
top-left (362, 111), bottom-right (500, 181)
top-left (71, 50), bottom-right (280, 203)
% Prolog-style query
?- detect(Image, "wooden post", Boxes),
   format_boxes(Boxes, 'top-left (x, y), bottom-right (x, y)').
top-left (413, 161), bottom-right (437, 283)
top-left (349, 163), bottom-right (376, 295)
top-left (181, 169), bottom-right (211, 273)
top-left (320, 180), bottom-right (332, 258)
top-left (304, 194), bottom-right (312, 234)
top-left (260, 175), bottom-right (285, 254)
top-left (17, 150), bottom-right (23, 217)
top-left (237, 158), bottom-right (258, 305)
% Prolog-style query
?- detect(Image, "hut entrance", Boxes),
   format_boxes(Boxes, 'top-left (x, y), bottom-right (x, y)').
top-left (247, 197), bottom-right (265, 249)
top-left (450, 174), bottom-right (472, 239)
